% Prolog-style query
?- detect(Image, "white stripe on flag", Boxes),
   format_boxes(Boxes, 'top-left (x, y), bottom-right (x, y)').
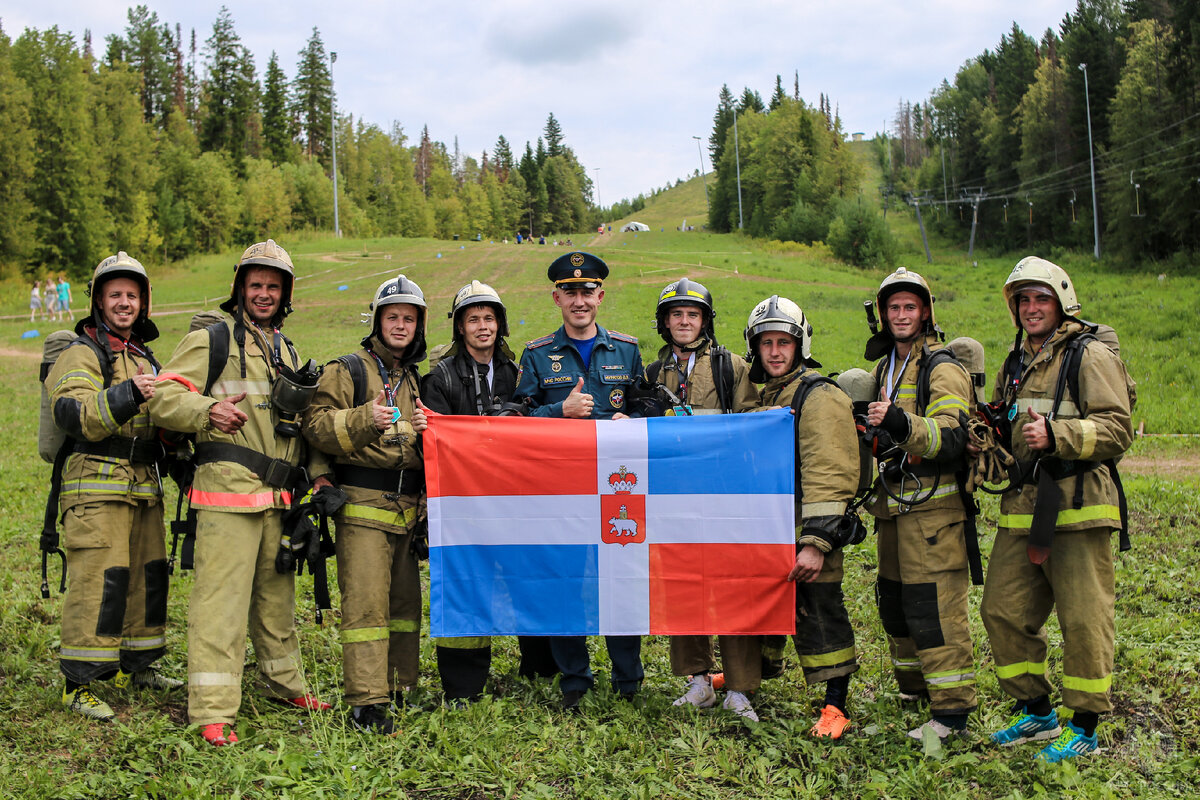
top-left (598, 535), bottom-right (649, 635)
top-left (430, 494), bottom-right (794, 547)
top-left (596, 417), bottom-right (648, 495)
top-left (428, 495), bottom-right (594, 546)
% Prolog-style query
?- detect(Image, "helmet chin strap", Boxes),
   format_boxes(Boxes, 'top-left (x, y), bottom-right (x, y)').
top-left (672, 331), bottom-right (710, 353)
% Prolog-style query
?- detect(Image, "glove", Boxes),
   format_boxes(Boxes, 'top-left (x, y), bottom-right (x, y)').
top-left (409, 515), bottom-right (429, 560)
top-left (964, 416), bottom-right (1017, 492)
top-left (879, 403), bottom-right (910, 442)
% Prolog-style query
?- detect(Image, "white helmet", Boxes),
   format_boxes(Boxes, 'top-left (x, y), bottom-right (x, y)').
top-left (82, 251), bottom-right (157, 340)
top-left (366, 274), bottom-right (427, 362)
top-left (744, 295), bottom-right (818, 380)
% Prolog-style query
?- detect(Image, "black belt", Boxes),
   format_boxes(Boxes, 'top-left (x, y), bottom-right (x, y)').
top-left (74, 436), bottom-right (164, 465)
top-left (1018, 457), bottom-right (1098, 485)
top-left (334, 464), bottom-right (424, 497)
top-left (194, 442), bottom-right (305, 489)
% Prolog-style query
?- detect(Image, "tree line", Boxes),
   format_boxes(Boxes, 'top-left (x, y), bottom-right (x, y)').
top-left (0, 5), bottom-right (614, 279)
top-left (703, 78), bottom-right (895, 268)
top-left (884, 0), bottom-right (1200, 264)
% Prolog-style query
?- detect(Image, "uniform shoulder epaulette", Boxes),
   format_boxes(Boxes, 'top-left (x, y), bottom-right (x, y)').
top-left (608, 330), bottom-right (638, 344)
top-left (524, 334), bottom-right (555, 349)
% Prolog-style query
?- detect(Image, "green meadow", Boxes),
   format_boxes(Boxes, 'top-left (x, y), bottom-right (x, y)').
top-left (1, 174), bottom-right (1198, 798)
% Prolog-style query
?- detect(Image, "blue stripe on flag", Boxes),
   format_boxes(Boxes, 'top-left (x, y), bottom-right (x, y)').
top-left (646, 408), bottom-right (793, 495)
top-left (431, 544), bottom-right (600, 636)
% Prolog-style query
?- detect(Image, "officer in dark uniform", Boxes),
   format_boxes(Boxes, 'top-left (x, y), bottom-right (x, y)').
top-left (514, 251), bottom-right (644, 710)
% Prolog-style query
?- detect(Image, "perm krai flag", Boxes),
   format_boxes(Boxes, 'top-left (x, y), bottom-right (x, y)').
top-left (425, 409), bottom-right (796, 637)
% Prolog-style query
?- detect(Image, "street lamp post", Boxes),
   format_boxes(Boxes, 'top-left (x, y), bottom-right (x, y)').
top-left (1080, 62), bottom-right (1100, 259)
top-left (330, 51), bottom-right (340, 238)
top-left (692, 135), bottom-right (709, 215)
top-left (733, 112), bottom-right (744, 230)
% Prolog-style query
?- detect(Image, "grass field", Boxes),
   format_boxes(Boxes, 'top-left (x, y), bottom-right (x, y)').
top-left (1, 174), bottom-right (1198, 798)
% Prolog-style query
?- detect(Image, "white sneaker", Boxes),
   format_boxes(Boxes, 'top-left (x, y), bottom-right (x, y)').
top-left (672, 675), bottom-right (716, 708)
top-left (907, 719), bottom-right (964, 740)
top-left (722, 690), bottom-right (759, 722)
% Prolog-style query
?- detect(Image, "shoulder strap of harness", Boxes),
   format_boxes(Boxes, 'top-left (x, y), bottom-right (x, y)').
top-left (710, 345), bottom-right (735, 415)
top-left (203, 322), bottom-right (230, 397)
top-left (915, 345), bottom-right (959, 416)
top-left (334, 353), bottom-right (369, 407)
top-left (646, 359), bottom-right (662, 386)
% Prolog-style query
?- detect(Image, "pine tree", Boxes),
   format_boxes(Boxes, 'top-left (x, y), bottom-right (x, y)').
top-left (261, 52), bottom-right (292, 164)
top-left (171, 23), bottom-right (185, 115)
top-left (709, 84), bottom-right (735, 168)
top-left (739, 87), bottom-right (765, 113)
top-left (121, 5), bottom-right (174, 126)
top-left (293, 27), bottom-right (332, 165)
top-left (198, 6), bottom-right (256, 163)
top-left (769, 74), bottom-right (786, 110)
top-left (544, 112), bottom-right (564, 156)
top-left (492, 134), bottom-right (513, 182)
top-left (794, 70), bottom-right (800, 100)
top-left (0, 27), bottom-right (36, 266)
top-left (415, 125), bottom-right (433, 195)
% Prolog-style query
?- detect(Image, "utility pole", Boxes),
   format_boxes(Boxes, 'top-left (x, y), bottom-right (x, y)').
top-left (330, 51), bottom-right (340, 238)
top-left (1080, 62), bottom-right (1100, 259)
top-left (733, 112), bottom-right (744, 230)
top-left (692, 135), bottom-right (710, 215)
top-left (910, 195), bottom-right (932, 264)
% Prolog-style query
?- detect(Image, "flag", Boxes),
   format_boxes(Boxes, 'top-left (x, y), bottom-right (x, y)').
top-left (425, 409), bottom-right (797, 637)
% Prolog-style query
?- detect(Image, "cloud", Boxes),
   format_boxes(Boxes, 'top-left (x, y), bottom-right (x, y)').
top-left (485, 5), bottom-right (637, 66)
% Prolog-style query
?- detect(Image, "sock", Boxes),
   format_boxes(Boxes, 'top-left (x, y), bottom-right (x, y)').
top-left (823, 674), bottom-right (850, 713)
top-left (1025, 695), bottom-right (1053, 717)
top-left (1072, 711), bottom-right (1099, 737)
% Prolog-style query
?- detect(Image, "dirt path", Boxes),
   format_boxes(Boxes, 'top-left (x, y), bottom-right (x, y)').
top-left (1120, 454), bottom-right (1200, 480)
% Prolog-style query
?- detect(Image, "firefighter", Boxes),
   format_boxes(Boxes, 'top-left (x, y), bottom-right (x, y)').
top-left (420, 280), bottom-right (557, 703)
top-left (643, 278), bottom-right (760, 716)
top-left (303, 274), bottom-right (430, 733)
top-left (47, 252), bottom-right (181, 721)
top-left (513, 251), bottom-right (644, 710)
top-left (746, 296), bottom-right (859, 735)
top-left (150, 240), bottom-right (331, 747)
top-left (980, 257), bottom-right (1133, 763)
top-left (862, 267), bottom-right (978, 741)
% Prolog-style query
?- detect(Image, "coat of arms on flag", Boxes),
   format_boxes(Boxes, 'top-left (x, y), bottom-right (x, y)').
top-left (424, 409), bottom-right (797, 637)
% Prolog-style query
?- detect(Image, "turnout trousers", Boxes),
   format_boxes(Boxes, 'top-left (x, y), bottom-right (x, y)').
top-left (334, 520), bottom-right (420, 706)
top-left (188, 509), bottom-right (306, 726)
top-left (670, 635), bottom-right (762, 693)
top-left (875, 515), bottom-right (977, 715)
top-left (435, 635), bottom-right (557, 701)
top-left (981, 527), bottom-right (1115, 714)
top-left (59, 500), bottom-right (168, 684)
top-left (760, 549), bottom-right (859, 689)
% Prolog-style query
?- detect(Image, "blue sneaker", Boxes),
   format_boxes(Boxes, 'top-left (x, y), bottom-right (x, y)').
top-left (1036, 722), bottom-right (1098, 763)
top-left (991, 710), bottom-right (1062, 746)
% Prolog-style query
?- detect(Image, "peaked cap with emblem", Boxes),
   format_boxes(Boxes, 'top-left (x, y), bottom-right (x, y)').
top-left (548, 251), bottom-right (608, 289)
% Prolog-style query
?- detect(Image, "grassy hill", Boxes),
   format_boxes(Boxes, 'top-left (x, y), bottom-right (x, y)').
top-left (1, 171), bottom-right (1198, 797)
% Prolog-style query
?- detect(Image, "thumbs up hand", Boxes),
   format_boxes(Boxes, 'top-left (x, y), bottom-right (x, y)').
top-left (866, 386), bottom-right (890, 427)
top-left (1022, 406), bottom-right (1052, 450)
top-left (562, 377), bottom-right (594, 418)
top-left (372, 389), bottom-right (397, 432)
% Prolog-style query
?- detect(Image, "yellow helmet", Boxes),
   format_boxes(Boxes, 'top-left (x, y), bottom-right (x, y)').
top-left (876, 267), bottom-right (936, 331)
top-left (1002, 256), bottom-right (1080, 326)
top-left (220, 239), bottom-right (296, 325)
top-left (450, 280), bottom-right (508, 338)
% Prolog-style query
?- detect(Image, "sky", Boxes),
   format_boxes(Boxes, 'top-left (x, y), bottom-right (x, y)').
top-left (6, 1), bottom-right (1079, 206)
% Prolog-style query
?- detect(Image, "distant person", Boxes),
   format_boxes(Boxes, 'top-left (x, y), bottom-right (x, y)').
top-left (30, 280), bottom-right (41, 323)
top-left (45, 278), bottom-right (61, 322)
top-left (539, 236), bottom-right (546, 245)
top-left (516, 233), bottom-right (522, 244)
top-left (58, 273), bottom-right (74, 321)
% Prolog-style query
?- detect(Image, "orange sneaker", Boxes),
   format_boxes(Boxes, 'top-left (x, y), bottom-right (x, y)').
top-left (810, 704), bottom-right (850, 739)
top-left (201, 723), bottom-right (238, 747)
top-left (277, 694), bottom-right (332, 711)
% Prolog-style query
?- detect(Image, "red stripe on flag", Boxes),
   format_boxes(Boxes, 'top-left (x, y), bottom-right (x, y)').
top-left (426, 415), bottom-right (598, 498)
top-left (648, 543), bottom-right (796, 635)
